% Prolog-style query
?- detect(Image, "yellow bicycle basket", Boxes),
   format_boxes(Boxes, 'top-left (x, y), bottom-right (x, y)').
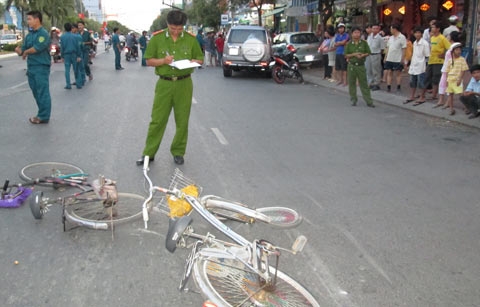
top-left (167, 184), bottom-right (199, 217)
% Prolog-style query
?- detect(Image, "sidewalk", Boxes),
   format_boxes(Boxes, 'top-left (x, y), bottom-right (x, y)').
top-left (301, 66), bottom-right (480, 130)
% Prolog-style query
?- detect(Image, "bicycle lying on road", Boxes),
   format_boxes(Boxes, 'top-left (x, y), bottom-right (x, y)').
top-left (1, 162), bottom-right (149, 231)
top-left (140, 156), bottom-right (319, 306)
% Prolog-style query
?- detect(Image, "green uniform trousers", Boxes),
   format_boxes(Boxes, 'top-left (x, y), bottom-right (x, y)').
top-left (143, 77), bottom-right (193, 157)
top-left (348, 63), bottom-right (373, 106)
top-left (27, 65), bottom-right (51, 121)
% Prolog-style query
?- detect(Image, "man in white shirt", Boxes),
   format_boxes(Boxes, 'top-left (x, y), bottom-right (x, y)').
top-left (443, 15), bottom-right (460, 40)
top-left (460, 64), bottom-right (480, 118)
top-left (366, 24), bottom-right (384, 91)
top-left (405, 27), bottom-right (430, 105)
top-left (384, 24), bottom-right (407, 92)
top-left (423, 17), bottom-right (437, 44)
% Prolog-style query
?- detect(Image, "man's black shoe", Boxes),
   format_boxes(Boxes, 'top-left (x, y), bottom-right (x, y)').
top-left (367, 104), bottom-right (376, 108)
top-left (371, 85), bottom-right (380, 91)
top-left (136, 156), bottom-right (154, 166)
top-left (173, 156), bottom-right (184, 165)
top-left (468, 112), bottom-right (479, 119)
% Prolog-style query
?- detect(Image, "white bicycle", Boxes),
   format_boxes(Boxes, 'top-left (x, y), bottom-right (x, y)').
top-left (141, 157), bottom-right (319, 306)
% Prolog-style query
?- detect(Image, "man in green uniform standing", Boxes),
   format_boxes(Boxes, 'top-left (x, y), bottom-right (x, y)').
top-left (15, 10), bottom-right (52, 124)
top-left (139, 30), bottom-right (148, 67)
top-left (136, 10), bottom-right (203, 166)
top-left (344, 27), bottom-right (375, 108)
top-left (78, 21), bottom-right (93, 81)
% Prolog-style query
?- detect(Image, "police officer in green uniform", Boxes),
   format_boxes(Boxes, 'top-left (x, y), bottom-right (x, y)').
top-left (136, 10), bottom-right (203, 166)
top-left (344, 27), bottom-right (375, 107)
top-left (15, 10), bottom-right (52, 124)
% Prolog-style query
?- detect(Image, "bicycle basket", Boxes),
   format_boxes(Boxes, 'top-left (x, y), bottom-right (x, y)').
top-left (161, 168), bottom-right (202, 218)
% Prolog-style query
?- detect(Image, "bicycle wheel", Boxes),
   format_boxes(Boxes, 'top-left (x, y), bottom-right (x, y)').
top-left (193, 252), bottom-right (319, 306)
top-left (19, 162), bottom-right (86, 189)
top-left (257, 207), bottom-right (303, 228)
top-left (64, 192), bottom-right (150, 229)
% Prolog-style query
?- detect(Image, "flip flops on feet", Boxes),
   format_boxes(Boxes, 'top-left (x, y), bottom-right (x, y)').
top-left (432, 104), bottom-right (444, 108)
top-left (413, 100), bottom-right (425, 106)
top-left (29, 117), bottom-right (49, 124)
top-left (404, 99), bottom-right (415, 104)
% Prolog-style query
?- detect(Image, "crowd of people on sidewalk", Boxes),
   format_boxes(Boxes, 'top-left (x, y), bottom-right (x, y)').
top-left (195, 29), bottom-right (225, 68)
top-left (317, 15), bottom-right (480, 119)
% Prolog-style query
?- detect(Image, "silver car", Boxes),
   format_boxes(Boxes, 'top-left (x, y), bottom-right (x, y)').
top-left (273, 32), bottom-right (321, 65)
top-left (222, 25), bottom-right (273, 78)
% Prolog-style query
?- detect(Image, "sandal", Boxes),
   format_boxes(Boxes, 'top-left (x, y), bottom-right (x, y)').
top-left (441, 105), bottom-right (449, 109)
top-left (432, 104), bottom-right (444, 108)
top-left (413, 100), bottom-right (425, 106)
top-left (450, 109), bottom-right (456, 116)
top-left (404, 99), bottom-right (415, 104)
top-left (29, 117), bottom-right (49, 124)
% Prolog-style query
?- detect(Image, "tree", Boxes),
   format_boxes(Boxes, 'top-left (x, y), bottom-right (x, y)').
top-left (150, 9), bottom-right (171, 32)
top-left (187, 0), bottom-right (227, 29)
top-left (318, 0), bottom-right (336, 29)
top-left (229, 0), bottom-right (274, 26)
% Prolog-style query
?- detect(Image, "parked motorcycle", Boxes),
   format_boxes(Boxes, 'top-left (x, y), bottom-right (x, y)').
top-left (50, 44), bottom-right (61, 63)
top-left (269, 44), bottom-right (303, 84)
top-left (125, 44), bottom-right (138, 61)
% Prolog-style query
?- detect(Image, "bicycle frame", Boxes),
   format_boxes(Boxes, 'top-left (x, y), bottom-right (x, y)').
top-left (140, 156), bottom-right (283, 286)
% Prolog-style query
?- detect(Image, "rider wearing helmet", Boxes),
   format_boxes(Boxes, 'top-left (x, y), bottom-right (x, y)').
top-left (443, 15), bottom-right (460, 39)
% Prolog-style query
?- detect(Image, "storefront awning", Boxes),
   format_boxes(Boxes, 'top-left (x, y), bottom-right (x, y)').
top-left (263, 7), bottom-right (285, 17)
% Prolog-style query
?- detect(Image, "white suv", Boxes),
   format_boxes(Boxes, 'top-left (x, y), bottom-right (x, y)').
top-left (222, 26), bottom-right (273, 78)
top-left (0, 34), bottom-right (20, 49)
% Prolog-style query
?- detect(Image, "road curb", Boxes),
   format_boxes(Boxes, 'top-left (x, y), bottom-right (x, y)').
top-left (0, 52), bottom-right (18, 59)
top-left (302, 67), bottom-right (480, 130)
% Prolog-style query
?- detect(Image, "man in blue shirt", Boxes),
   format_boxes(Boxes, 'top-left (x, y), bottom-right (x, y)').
top-left (460, 64), bottom-right (480, 119)
top-left (112, 27), bottom-right (123, 70)
top-left (15, 10), bottom-right (51, 124)
top-left (334, 23), bottom-right (349, 86)
top-left (139, 31), bottom-right (148, 66)
top-left (60, 23), bottom-right (82, 89)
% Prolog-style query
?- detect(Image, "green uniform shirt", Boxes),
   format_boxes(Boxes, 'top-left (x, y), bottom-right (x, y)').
top-left (80, 30), bottom-right (92, 51)
top-left (22, 26), bottom-right (51, 66)
top-left (144, 29), bottom-right (203, 77)
top-left (345, 39), bottom-right (371, 66)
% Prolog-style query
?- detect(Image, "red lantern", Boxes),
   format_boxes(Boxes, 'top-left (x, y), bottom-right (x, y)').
top-left (420, 3), bottom-right (430, 11)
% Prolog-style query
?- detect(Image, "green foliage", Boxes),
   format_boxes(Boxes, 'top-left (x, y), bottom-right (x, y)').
top-left (150, 9), bottom-right (171, 33)
top-left (186, 0), bottom-right (227, 29)
top-left (106, 20), bottom-right (131, 35)
top-left (2, 43), bottom-right (20, 51)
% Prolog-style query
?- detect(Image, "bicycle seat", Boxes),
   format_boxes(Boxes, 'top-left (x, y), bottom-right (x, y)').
top-left (166, 216), bottom-right (192, 253)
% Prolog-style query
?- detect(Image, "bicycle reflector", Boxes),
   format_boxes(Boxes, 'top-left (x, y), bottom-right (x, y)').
top-left (167, 184), bottom-right (199, 218)
top-left (202, 301), bottom-right (217, 307)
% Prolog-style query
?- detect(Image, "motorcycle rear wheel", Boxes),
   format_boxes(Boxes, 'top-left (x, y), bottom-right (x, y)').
top-left (273, 66), bottom-right (285, 84)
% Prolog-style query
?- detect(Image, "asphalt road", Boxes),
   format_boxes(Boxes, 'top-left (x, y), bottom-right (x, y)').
top-left (1, 48), bottom-right (480, 307)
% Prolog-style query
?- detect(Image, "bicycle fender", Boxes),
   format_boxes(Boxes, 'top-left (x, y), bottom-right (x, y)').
top-left (166, 216), bottom-right (193, 253)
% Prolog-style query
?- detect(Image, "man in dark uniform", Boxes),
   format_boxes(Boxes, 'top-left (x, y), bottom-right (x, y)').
top-left (15, 10), bottom-right (52, 124)
top-left (71, 24), bottom-right (85, 87)
top-left (78, 21), bottom-right (93, 81)
top-left (136, 10), bottom-right (204, 166)
top-left (344, 27), bottom-right (375, 107)
top-left (60, 23), bottom-right (82, 89)
top-left (112, 27), bottom-right (123, 70)
top-left (139, 30), bottom-right (148, 66)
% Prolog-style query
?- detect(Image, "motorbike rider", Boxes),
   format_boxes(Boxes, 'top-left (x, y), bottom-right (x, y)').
top-left (126, 32), bottom-right (138, 57)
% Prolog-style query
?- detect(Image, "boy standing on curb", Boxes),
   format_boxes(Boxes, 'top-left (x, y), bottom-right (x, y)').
top-left (405, 27), bottom-right (430, 105)
top-left (444, 43), bottom-right (468, 116)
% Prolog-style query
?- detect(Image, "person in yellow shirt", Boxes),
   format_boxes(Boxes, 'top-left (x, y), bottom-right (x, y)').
top-left (444, 43), bottom-right (468, 116)
top-left (421, 21), bottom-right (451, 100)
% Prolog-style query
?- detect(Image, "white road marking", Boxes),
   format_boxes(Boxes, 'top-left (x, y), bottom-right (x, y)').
top-left (211, 128), bottom-right (229, 145)
top-left (11, 81), bottom-right (28, 89)
top-left (334, 224), bottom-right (393, 285)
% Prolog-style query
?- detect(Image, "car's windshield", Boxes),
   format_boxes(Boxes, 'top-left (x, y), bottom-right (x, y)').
top-left (290, 33), bottom-right (318, 44)
top-left (228, 29), bottom-right (266, 44)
